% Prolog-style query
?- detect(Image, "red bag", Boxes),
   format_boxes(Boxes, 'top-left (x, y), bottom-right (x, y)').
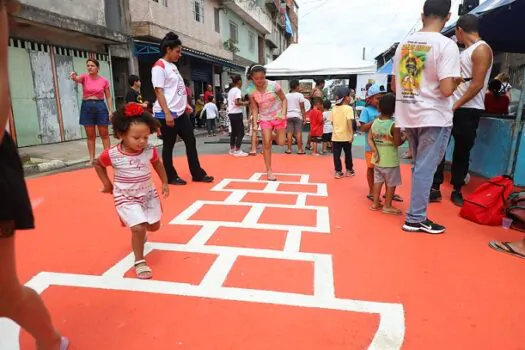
top-left (460, 175), bottom-right (514, 226)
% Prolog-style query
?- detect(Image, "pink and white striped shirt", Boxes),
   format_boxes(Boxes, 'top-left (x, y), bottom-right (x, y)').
top-left (99, 144), bottom-right (160, 207)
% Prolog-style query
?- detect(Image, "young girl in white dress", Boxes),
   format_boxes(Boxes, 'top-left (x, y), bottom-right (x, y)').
top-left (94, 103), bottom-right (169, 279)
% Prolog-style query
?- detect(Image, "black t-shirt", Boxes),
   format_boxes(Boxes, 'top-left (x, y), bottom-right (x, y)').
top-left (125, 89), bottom-right (143, 104)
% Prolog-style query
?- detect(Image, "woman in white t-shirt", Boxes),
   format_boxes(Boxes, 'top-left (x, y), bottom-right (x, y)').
top-left (152, 32), bottom-right (213, 185)
top-left (227, 75), bottom-right (249, 156)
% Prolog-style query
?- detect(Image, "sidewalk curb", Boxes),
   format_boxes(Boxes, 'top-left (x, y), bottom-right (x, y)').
top-left (24, 130), bottom-right (209, 176)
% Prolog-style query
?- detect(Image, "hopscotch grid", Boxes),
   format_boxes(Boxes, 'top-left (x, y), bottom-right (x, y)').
top-left (3, 172), bottom-right (405, 350)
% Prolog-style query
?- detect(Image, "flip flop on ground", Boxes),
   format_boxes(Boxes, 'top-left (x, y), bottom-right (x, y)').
top-left (382, 207), bottom-right (403, 216)
top-left (369, 204), bottom-right (383, 211)
top-left (383, 194), bottom-right (404, 202)
top-left (488, 241), bottom-right (525, 260)
top-left (134, 260), bottom-right (153, 279)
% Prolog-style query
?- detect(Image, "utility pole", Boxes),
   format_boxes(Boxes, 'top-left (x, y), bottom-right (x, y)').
top-left (362, 47), bottom-right (365, 60)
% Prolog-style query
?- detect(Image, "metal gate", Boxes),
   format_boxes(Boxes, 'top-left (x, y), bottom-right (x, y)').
top-left (8, 39), bottom-right (116, 146)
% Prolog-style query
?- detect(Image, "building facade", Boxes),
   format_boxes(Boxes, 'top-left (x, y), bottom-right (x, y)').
top-left (7, 0), bottom-right (132, 147)
top-left (130, 0), bottom-right (245, 104)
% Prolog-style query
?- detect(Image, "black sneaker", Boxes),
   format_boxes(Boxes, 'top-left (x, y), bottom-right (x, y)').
top-left (169, 177), bottom-right (187, 186)
top-left (402, 219), bottom-right (446, 234)
top-left (193, 175), bottom-right (214, 183)
top-left (429, 189), bottom-right (442, 203)
top-left (451, 190), bottom-right (464, 207)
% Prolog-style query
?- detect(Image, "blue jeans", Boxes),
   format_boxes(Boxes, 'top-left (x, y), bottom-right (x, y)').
top-left (406, 126), bottom-right (452, 223)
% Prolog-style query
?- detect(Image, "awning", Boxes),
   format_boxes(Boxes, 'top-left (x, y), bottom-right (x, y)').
top-left (265, 44), bottom-right (377, 79)
top-left (442, 0), bottom-right (524, 52)
top-left (133, 40), bottom-right (244, 70)
top-left (377, 59), bottom-right (393, 75)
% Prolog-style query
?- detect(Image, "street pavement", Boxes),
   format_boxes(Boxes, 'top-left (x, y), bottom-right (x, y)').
top-left (1, 133), bottom-right (524, 350)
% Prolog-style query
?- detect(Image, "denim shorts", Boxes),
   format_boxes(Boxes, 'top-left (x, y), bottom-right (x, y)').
top-left (80, 100), bottom-right (110, 126)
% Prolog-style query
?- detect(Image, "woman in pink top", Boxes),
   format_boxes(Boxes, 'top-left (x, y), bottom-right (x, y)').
top-left (70, 58), bottom-right (114, 165)
top-left (248, 65), bottom-right (287, 181)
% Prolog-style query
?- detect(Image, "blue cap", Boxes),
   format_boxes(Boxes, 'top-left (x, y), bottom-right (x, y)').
top-left (367, 84), bottom-right (384, 98)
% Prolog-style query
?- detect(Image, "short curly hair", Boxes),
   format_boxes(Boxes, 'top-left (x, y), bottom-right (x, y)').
top-left (111, 103), bottom-right (160, 139)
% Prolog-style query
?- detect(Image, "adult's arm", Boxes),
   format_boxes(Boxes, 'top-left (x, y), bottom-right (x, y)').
top-left (276, 89), bottom-right (287, 118)
top-left (104, 86), bottom-right (114, 115)
top-left (249, 94), bottom-right (258, 130)
top-left (453, 45), bottom-right (493, 110)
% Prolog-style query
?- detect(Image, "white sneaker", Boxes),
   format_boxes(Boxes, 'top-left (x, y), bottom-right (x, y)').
top-left (228, 149), bottom-right (235, 155)
top-left (234, 150), bottom-right (249, 157)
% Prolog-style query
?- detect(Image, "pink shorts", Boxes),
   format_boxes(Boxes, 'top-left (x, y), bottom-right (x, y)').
top-left (259, 118), bottom-right (287, 130)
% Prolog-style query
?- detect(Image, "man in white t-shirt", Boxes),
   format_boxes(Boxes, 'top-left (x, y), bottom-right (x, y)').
top-left (227, 75), bottom-right (249, 157)
top-left (285, 79), bottom-right (307, 154)
top-left (431, 14), bottom-right (493, 207)
top-left (392, 0), bottom-right (461, 234)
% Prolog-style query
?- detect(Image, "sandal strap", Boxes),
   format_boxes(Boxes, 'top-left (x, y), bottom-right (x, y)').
top-left (134, 259), bottom-right (146, 266)
top-left (135, 264), bottom-right (152, 274)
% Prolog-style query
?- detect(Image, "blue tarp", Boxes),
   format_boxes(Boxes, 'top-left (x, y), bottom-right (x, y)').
top-left (443, 0), bottom-right (524, 52)
top-left (285, 13), bottom-right (294, 35)
top-left (377, 59), bottom-right (393, 75)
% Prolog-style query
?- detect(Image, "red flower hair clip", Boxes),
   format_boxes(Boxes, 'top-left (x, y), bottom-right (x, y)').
top-left (124, 103), bottom-right (144, 117)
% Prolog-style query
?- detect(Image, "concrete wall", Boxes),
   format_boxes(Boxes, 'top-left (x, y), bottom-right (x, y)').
top-left (221, 9), bottom-right (259, 63)
top-left (130, 0), bottom-right (230, 59)
top-left (19, 0), bottom-right (106, 26)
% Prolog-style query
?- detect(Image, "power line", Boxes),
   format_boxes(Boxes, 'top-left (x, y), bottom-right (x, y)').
top-left (299, 0), bottom-right (331, 19)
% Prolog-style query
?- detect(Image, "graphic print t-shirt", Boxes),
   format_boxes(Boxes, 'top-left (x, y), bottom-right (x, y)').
top-left (392, 32), bottom-right (460, 128)
top-left (125, 89), bottom-right (143, 104)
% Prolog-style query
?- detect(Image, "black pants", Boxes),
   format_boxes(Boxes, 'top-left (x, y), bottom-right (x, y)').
top-left (207, 118), bottom-right (216, 135)
top-left (229, 113), bottom-right (245, 149)
top-left (333, 141), bottom-right (353, 172)
top-left (432, 108), bottom-right (482, 191)
top-left (159, 114), bottom-right (207, 181)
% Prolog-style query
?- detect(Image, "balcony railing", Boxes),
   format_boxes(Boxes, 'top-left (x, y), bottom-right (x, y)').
top-left (224, 0), bottom-right (273, 34)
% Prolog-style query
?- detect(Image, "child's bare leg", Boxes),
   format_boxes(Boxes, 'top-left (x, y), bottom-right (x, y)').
top-left (250, 131), bottom-right (258, 153)
top-left (371, 182), bottom-right (383, 209)
top-left (131, 224), bottom-right (147, 262)
top-left (383, 186), bottom-right (402, 215)
top-left (367, 167), bottom-right (375, 195)
top-left (312, 142), bottom-right (318, 155)
top-left (384, 186), bottom-right (395, 209)
top-left (286, 131), bottom-right (293, 152)
top-left (0, 235), bottom-right (62, 350)
top-left (147, 222), bottom-right (161, 232)
top-left (322, 142), bottom-right (327, 153)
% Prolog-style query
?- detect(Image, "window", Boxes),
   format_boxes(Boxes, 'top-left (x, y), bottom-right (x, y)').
top-left (229, 21), bottom-right (238, 43)
top-left (248, 31), bottom-right (255, 52)
top-left (152, 0), bottom-right (168, 6)
top-left (214, 8), bottom-right (220, 33)
top-left (193, 0), bottom-right (204, 23)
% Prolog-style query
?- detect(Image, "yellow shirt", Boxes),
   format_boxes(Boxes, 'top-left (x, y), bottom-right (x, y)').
top-left (331, 105), bottom-right (354, 142)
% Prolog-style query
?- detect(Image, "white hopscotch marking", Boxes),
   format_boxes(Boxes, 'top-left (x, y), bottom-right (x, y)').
top-left (0, 173), bottom-right (405, 350)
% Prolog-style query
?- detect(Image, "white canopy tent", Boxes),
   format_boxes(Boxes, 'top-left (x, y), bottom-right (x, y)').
top-left (265, 44), bottom-right (377, 78)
